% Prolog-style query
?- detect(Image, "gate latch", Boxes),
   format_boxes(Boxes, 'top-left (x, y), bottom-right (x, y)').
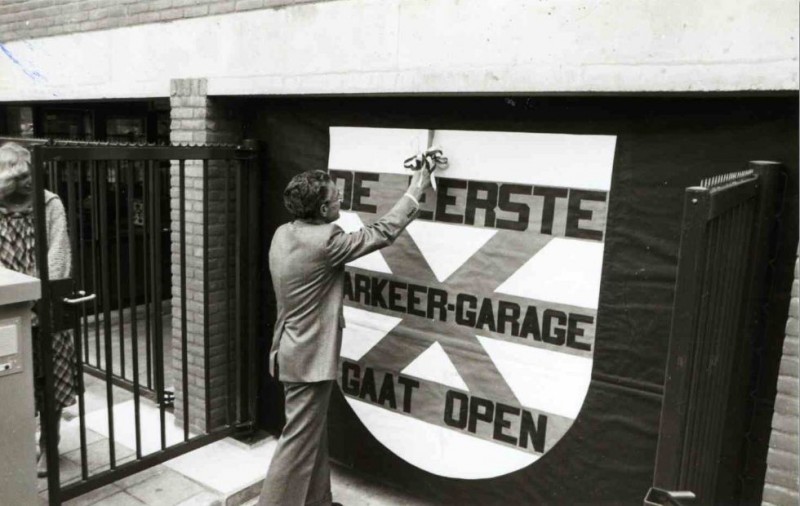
top-left (644, 487), bottom-right (696, 506)
top-left (63, 290), bottom-right (97, 305)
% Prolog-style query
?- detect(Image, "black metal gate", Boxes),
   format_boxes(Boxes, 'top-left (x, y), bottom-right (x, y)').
top-left (649, 161), bottom-right (783, 505)
top-left (32, 141), bottom-right (261, 504)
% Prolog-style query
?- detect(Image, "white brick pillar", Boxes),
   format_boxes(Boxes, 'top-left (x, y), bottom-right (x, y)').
top-left (762, 254), bottom-right (800, 505)
top-left (169, 78), bottom-right (242, 433)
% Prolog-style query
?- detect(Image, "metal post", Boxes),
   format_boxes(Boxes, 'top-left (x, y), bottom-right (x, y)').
top-left (143, 162), bottom-right (153, 390)
top-left (225, 160), bottom-right (235, 426)
top-left (66, 163), bottom-right (90, 480)
top-left (653, 187), bottom-right (711, 490)
top-left (91, 161), bottom-right (102, 369)
top-left (126, 163), bottom-right (143, 459)
top-left (152, 161), bottom-right (166, 449)
top-left (76, 162), bottom-right (89, 364)
top-left (180, 159), bottom-right (190, 440)
top-left (732, 162), bottom-right (783, 500)
top-left (203, 159), bottom-right (211, 433)
top-left (114, 161), bottom-right (126, 379)
top-left (31, 148), bottom-right (62, 504)
top-left (99, 161), bottom-right (117, 469)
top-left (235, 159), bottom-right (245, 426)
top-left (245, 143), bottom-right (261, 433)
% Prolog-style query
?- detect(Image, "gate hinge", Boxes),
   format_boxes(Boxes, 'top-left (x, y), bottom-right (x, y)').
top-left (644, 487), bottom-right (696, 506)
top-left (160, 390), bottom-right (175, 408)
top-left (235, 420), bottom-right (255, 433)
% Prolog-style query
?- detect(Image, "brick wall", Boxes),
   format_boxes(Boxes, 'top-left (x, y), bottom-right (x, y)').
top-left (762, 256), bottom-right (800, 505)
top-left (169, 77), bottom-right (242, 433)
top-left (0, 0), bottom-right (336, 43)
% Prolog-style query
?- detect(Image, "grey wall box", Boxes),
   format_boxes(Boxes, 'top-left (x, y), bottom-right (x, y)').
top-left (0, 268), bottom-right (40, 506)
top-left (0, 317), bottom-right (24, 377)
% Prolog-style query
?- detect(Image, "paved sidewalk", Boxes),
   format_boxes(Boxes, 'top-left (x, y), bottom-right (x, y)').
top-left (39, 373), bottom-right (236, 506)
top-left (56, 458), bottom-right (441, 506)
top-left (39, 373), bottom-right (439, 506)
top-left (55, 458), bottom-right (444, 506)
top-left (37, 308), bottom-right (438, 505)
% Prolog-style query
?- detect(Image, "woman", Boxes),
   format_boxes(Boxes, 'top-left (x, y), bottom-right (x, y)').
top-left (0, 141), bottom-right (77, 477)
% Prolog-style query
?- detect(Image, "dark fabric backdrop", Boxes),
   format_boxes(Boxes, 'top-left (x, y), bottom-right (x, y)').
top-left (246, 96), bottom-right (798, 505)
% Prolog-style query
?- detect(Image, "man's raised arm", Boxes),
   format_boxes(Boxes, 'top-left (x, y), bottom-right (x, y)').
top-left (325, 164), bottom-right (432, 267)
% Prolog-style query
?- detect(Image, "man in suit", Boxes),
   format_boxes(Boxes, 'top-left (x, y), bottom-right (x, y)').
top-left (259, 163), bottom-right (433, 506)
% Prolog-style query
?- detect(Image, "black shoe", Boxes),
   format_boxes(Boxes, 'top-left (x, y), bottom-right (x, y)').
top-left (332, 503), bottom-right (344, 506)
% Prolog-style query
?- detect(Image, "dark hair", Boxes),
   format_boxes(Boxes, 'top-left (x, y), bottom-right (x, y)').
top-left (283, 170), bottom-right (332, 219)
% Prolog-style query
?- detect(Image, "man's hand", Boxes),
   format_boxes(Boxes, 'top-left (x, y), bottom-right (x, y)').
top-left (408, 163), bottom-right (433, 193)
top-left (405, 147), bottom-right (447, 201)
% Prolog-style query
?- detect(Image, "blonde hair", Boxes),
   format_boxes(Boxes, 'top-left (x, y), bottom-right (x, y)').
top-left (0, 142), bottom-right (31, 178)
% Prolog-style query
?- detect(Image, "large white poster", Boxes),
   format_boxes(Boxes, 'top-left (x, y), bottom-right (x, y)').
top-left (330, 127), bottom-right (616, 479)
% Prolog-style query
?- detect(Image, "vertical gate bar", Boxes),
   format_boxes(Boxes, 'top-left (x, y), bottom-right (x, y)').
top-left (683, 216), bottom-right (717, 492)
top-left (225, 161), bottom-right (233, 424)
top-left (99, 161), bottom-right (117, 469)
top-left (699, 210), bottom-right (732, 496)
top-left (677, 217), bottom-right (710, 488)
top-left (91, 161), bottom-right (102, 369)
top-left (714, 208), bottom-right (743, 459)
top-left (143, 161), bottom-right (153, 390)
top-left (703, 214), bottom-right (732, 495)
top-left (246, 153), bottom-right (259, 429)
top-left (152, 161), bottom-right (167, 449)
top-left (32, 148), bottom-right (62, 505)
top-left (179, 159), bottom-right (189, 440)
top-left (733, 164), bottom-right (782, 502)
top-left (680, 217), bottom-right (718, 489)
top-left (716, 201), bottom-right (757, 499)
top-left (203, 159), bottom-right (211, 431)
top-left (147, 164), bottom-right (156, 406)
top-left (234, 162), bottom-right (244, 423)
top-left (701, 206), bottom-right (743, 496)
top-left (707, 202), bottom-right (755, 497)
top-left (66, 163), bottom-right (90, 480)
top-left (238, 158), bottom-right (249, 426)
top-left (49, 160), bottom-right (56, 191)
top-left (691, 212), bottom-right (730, 499)
top-left (719, 206), bottom-right (752, 467)
top-left (653, 187), bottom-right (711, 490)
top-left (126, 163), bottom-right (143, 459)
top-left (78, 161), bottom-right (89, 363)
top-left (66, 163), bottom-right (77, 267)
top-left (115, 161), bottom-right (126, 379)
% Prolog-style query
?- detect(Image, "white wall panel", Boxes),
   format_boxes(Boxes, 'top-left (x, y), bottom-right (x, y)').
top-left (0, 0), bottom-right (796, 101)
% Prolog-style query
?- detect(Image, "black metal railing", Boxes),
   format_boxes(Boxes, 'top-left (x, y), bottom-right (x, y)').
top-left (650, 162), bottom-right (782, 505)
top-left (31, 141), bottom-right (261, 504)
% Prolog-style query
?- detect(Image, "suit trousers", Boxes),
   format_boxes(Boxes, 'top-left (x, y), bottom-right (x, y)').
top-left (259, 380), bottom-right (334, 506)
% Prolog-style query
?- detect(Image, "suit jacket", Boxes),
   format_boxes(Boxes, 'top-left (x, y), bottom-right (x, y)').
top-left (269, 195), bottom-right (419, 383)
